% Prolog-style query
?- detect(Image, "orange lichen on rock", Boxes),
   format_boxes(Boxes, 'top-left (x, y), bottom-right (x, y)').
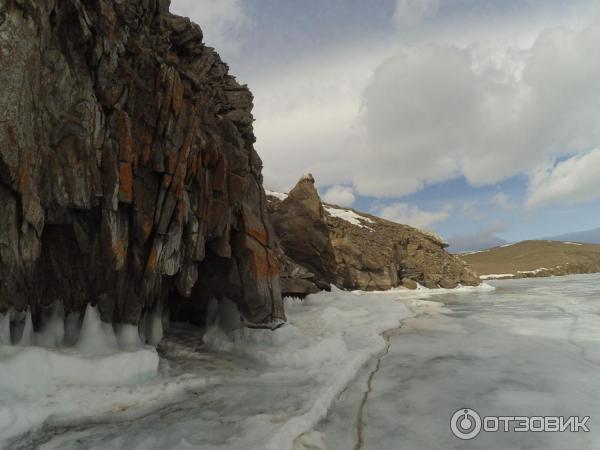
top-left (117, 111), bottom-right (134, 163)
top-left (118, 162), bottom-right (133, 203)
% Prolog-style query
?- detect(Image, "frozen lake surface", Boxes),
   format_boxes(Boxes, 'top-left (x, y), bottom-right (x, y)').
top-left (3, 274), bottom-right (600, 449)
top-left (318, 274), bottom-right (600, 450)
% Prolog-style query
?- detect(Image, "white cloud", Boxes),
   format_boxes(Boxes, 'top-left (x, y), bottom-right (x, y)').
top-left (526, 148), bottom-right (600, 208)
top-left (354, 20), bottom-right (600, 197)
top-left (394, 0), bottom-right (440, 28)
top-left (372, 202), bottom-right (450, 229)
top-left (176, 1), bottom-right (600, 212)
top-left (169, 0), bottom-right (251, 54)
top-left (322, 185), bottom-right (356, 207)
top-left (253, 41), bottom-right (392, 192)
top-left (491, 192), bottom-right (515, 210)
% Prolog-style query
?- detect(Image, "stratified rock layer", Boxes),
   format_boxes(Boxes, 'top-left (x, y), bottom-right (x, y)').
top-left (0, 0), bottom-right (284, 328)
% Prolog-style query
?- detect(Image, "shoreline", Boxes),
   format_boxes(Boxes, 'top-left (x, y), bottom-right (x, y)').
top-left (480, 269), bottom-right (600, 281)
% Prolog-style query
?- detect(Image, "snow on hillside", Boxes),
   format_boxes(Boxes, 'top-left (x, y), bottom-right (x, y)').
top-left (265, 190), bottom-right (288, 201)
top-left (324, 206), bottom-right (374, 229)
top-left (2, 286), bottom-right (492, 449)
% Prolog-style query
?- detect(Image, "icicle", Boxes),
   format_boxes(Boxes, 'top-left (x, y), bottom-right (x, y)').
top-left (19, 309), bottom-right (34, 346)
top-left (0, 311), bottom-right (11, 345)
top-left (138, 310), bottom-right (148, 343)
top-left (147, 311), bottom-right (163, 346)
top-left (222, 299), bottom-right (244, 331)
top-left (36, 302), bottom-right (65, 348)
top-left (138, 302), bottom-right (165, 347)
top-left (117, 324), bottom-right (143, 350)
top-left (147, 303), bottom-right (164, 346)
top-left (205, 298), bottom-right (219, 328)
top-left (64, 312), bottom-right (81, 346)
top-left (76, 304), bottom-right (118, 355)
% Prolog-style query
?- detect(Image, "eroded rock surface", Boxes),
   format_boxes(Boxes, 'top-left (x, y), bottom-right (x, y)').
top-left (325, 206), bottom-right (480, 289)
top-left (267, 176), bottom-right (480, 292)
top-left (268, 175), bottom-right (337, 294)
top-left (0, 0), bottom-right (284, 330)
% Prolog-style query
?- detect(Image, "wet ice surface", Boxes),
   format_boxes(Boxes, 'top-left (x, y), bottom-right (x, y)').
top-left (3, 288), bottom-right (437, 450)
top-left (318, 274), bottom-right (600, 450)
top-left (5, 275), bottom-right (600, 450)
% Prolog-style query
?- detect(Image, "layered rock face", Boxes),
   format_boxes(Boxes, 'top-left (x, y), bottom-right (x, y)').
top-left (326, 206), bottom-right (480, 289)
top-left (268, 175), bottom-right (337, 295)
top-left (0, 0), bottom-right (284, 330)
top-left (267, 176), bottom-right (479, 293)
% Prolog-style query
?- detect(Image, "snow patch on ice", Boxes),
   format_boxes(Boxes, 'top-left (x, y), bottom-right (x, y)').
top-left (517, 267), bottom-right (549, 275)
top-left (0, 346), bottom-right (158, 398)
top-left (480, 273), bottom-right (514, 280)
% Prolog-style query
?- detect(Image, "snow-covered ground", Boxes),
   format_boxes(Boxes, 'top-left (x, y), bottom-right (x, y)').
top-left (2, 286), bottom-right (468, 449)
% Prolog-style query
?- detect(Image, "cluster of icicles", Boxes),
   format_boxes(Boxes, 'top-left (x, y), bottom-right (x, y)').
top-left (0, 303), bottom-right (164, 354)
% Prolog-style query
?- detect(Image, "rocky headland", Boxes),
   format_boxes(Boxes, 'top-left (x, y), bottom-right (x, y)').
top-left (267, 176), bottom-right (480, 296)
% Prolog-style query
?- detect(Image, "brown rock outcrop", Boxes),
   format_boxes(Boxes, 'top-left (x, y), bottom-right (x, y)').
top-left (326, 204), bottom-right (480, 289)
top-left (267, 176), bottom-right (480, 292)
top-left (268, 175), bottom-right (337, 294)
top-left (0, 0), bottom-right (284, 331)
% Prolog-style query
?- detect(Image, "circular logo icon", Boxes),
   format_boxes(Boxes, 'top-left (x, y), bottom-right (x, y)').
top-left (450, 408), bottom-right (482, 440)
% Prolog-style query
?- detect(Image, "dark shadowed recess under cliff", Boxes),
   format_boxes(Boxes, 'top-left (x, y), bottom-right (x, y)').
top-left (0, 0), bottom-right (285, 332)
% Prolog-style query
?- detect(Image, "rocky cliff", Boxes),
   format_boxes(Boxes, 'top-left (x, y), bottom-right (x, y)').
top-left (0, 0), bottom-right (284, 334)
top-left (267, 176), bottom-right (480, 294)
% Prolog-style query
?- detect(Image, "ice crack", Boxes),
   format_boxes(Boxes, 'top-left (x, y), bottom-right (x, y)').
top-left (353, 329), bottom-right (394, 450)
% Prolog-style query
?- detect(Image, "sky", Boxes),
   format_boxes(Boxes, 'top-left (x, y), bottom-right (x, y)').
top-left (170, 0), bottom-right (600, 252)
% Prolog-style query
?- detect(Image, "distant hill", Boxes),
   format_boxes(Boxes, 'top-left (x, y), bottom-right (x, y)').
top-left (459, 240), bottom-right (600, 280)
top-left (447, 234), bottom-right (509, 254)
top-left (544, 227), bottom-right (600, 244)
